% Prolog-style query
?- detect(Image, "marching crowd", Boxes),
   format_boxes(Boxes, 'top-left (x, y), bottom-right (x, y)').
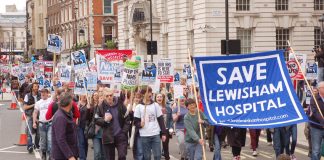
top-left (6, 73), bottom-right (323, 160)
top-left (1, 46), bottom-right (324, 160)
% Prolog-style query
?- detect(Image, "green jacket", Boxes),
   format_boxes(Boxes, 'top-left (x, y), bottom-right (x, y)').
top-left (184, 111), bottom-right (208, 143)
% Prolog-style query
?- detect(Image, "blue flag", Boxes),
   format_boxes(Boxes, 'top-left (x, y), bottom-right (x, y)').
top-left (194, 50), bottom-right (308, 128)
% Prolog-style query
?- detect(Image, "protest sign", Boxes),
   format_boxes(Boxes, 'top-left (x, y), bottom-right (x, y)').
top-left (141, 62), bottom-right (157, 84)
top-left (96, 54), bottom-right (121, 83)
top-left (11, 65), bottom-right (20, 77)
top-left (96, 50), bottom-right (132, 61)
top-left (85, 72), bottom-right (98, 90)
top-left (121, 61), bottom-right (139, 90)
top-left (47, 34), bottom-right (63, 53)
top-left (44, 79), bottom-right (52, 89)
top-left (157, 58), bottom-right (174, 83)
top-left (44, 61), bottom-right (53, 79)
top-left (74, 74), bottom-right (87, 95)
top-left (34, 61), bottom-right (44, 75)
top-left (151, 79), bottom-right (160, 94)
top-left (114, 63), bottom-right (123, 83)
top-left (195, 50), bottom-right (308, 128)
top-left (0, 64), bottom-right (10, 73)
top-left (287, 53), bottom-right (307, 80)
top-left (88, 58), bottom-right (97, 72)
top-left (305, 86), bottom-right (312, 105)
top-left (306, 61), bottom-right (317, 80)
top-left (112, 83), bottom-right (122, 97)
top-left (183, 64), bottom-right (193, 84)
top-left (59, 65), bottom-right (71, 82)
top-left (20, 62), bottom-right (33, 76)
top-left (18, 73), bottom-right (25, 84)
top-left (71, 50), bottom-right (88, 72)
top-left (174, 72), bottom-right (180, 85)
top-left (174, 85), bottom-right (184, 99)
top-left (37, 75), bottom-right (45, 89)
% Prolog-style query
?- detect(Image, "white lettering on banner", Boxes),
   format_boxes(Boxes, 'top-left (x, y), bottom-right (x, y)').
top-left (208, 81), bottom-right (283, 102)
top-left (217, 63), bottom-right (267, 85)
top-left (215, 97), bottom-right (286, 116)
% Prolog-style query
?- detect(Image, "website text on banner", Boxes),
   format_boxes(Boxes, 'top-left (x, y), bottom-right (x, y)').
top-left (194, 50), bottom-right (308, 129)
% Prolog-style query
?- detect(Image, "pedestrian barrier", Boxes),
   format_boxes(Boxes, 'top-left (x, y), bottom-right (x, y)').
top-left (15, 113), bottom-right (27, 146)
top-left (7, 92), bottom-right (18, 110)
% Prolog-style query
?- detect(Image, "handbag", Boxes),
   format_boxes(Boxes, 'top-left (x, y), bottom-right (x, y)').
top-left (84, 107), bottom-right (97, 139)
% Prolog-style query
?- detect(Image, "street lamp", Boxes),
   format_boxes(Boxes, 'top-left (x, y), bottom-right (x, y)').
top-left (319, 14), bottom-right (324, 45)
top-left (149, 0), bottom-right (153, 62)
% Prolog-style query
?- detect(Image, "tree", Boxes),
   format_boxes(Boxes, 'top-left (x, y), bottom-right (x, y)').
top-left (106, 40), bottom-right (116, 49)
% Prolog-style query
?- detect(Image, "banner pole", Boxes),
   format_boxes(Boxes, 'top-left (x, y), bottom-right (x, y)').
top-left (287, 41), bottom-right (324, 118)
top-left (52, 53), bottom-right (56, 83)
top-left (187, 48), bottom-right (207, 160)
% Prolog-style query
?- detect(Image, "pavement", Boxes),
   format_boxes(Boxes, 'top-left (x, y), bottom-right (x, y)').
top-left (0, 99), bottom-right (311, 160)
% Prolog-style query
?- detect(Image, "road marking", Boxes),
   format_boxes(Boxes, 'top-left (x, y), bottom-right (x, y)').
top-left (241, 152), bottom-right (256, 159)
top-left (259, 151), bottom-right (273, 158)
top-left (0, 146), bottom-right (17, 151)
top-left (0, 150), bottom-right (28, 154)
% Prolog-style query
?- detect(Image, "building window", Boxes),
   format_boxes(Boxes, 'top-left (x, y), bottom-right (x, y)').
top-left (104, 0), bottom-right (113, 14)
top-left (133, 8), bottom-right (145, 23)
top-left (236, 0), bottom-right (250, 11)
top-left (21, 42), bottom-right (25, 49)
top-left (237, 28), bottom-right (252, 54)
top-left (276, 28), bottom-right (290, 59)
top-left (315, 27), bottom-right (322, 48)
top-left (103, 25), bottom-right (113, 43)
top-left (276, 0), bottom-right (288, 11)
top-left (315, 0), bottom-right (324, 10)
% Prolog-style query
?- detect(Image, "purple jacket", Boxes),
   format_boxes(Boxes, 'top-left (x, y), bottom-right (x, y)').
top-left (51, 108), bottom-right (79, 159)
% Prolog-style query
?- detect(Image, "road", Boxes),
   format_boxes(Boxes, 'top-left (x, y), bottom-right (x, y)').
top-left (0, 100), bottom-right (310, 160)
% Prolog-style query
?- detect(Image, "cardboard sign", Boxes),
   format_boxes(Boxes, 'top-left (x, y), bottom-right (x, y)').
top-left (157, 58), bottom-right (174, 83)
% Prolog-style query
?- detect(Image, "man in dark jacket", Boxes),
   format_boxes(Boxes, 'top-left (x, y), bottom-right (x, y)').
top-left (51, 92), bottom-right (78, 160)
top-left (23, 82), bottom-right (41, 153)
top-left (309, 81), bottom-right (324, 160)
top-left (96, 88), bottom-right (131, 160)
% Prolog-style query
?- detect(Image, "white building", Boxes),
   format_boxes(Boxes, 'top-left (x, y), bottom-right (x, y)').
top-left (0, 5), bottom-right (26, 53)
top-left (117, 0), bottom-right (324, 69)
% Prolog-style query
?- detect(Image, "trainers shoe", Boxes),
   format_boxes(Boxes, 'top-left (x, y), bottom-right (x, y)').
top-left (291, 154), bottom-right (297, 160)
top-left (27, 146), bottom-right (33, 154)
top-left (267, 142), bottom-right (272, 146)
top-left (232, 155), bottom-right (241, 160)
top-left (252, 150), bottom-right (258, 156)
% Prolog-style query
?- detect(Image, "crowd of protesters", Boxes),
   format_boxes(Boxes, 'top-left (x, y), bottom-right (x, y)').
top-left (1, 45), bottom-right (324, 160)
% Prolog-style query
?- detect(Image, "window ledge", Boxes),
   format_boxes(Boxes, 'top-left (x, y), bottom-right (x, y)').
top-left (234, 12), bottom-right (259, 18)
top-left (272, 11), bottom-right (299, 17)
top-left (312, 11), bottom-right (324, 16)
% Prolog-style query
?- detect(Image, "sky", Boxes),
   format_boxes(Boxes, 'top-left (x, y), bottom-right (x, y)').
top-left (0, 0), bottom-right (26, 13)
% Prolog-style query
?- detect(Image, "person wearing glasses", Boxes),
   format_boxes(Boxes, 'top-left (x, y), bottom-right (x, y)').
top-left (96, 88), bottom-right (131, 160)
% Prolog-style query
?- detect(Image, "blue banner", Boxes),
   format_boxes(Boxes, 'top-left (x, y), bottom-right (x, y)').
top-left (194, 50), bottom-right (308, 128)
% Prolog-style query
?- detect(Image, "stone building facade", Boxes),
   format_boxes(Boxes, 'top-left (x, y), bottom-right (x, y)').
top-left (117, 0), bottom-right (324, 69)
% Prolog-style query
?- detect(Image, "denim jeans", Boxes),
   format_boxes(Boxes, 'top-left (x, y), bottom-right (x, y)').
top-left (27, 117), bottom-right (33, 148)
top-left (213, 133), bottom-right (221, 160)
top-left (175, 129), bottom-right (187, 158)
top-left (186, 142), bottom-right (202, 160)
top-left (311, 126), bottom-right (324, 160)
top-left (273, 127), bottom-right (287, 157)
top-left (285, 124), bottom-right (297, 155)
top-left (136, 136), bottom-right (144, 160)
top-left (141, 134), bottom-right (161, 160)
top-left (77, 127), bottom-right (88, 160)
top-left (93, 138), bottom-right (105, 160)
top-left (38, 122), bottom-right (52, 155)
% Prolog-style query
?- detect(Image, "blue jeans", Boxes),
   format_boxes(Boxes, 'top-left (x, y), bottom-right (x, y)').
top-left (186, 142), bottom-right (202, 160)
top-left (93, 138), bottom-right (105, 160)
top-left (213, 133), bottom-right (221, 160)
top-left (136, 136), bottom-right (144, 160)
top-left (273, 127), bottom-right (287, 157)
top-left (38, 123), bottom-right (52, 154)
top-left (311, 126), bottom-right (324, 160)
top-left (285, 124), bottom-right (297, 155)
top-left (26, 117), bottom-right (34, 148)
top-left (141, 135), bottom-right (161, 160)
top-left (77, 127), bottom-right (88, 160)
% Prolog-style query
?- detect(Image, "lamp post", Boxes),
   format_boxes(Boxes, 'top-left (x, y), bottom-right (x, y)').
top-left (225, 0), bottom-right (229, 55)
top-left (319, 14), bottom-right (324, 46)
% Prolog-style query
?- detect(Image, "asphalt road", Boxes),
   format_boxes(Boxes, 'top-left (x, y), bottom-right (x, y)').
top-left (0, 100), bottom-right (310, 160)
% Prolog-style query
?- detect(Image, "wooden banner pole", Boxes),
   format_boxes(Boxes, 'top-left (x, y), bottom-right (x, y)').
top-left (187, 48), bottom-right (207, 160)
top-left (287, 40), bottom-right (324, 118)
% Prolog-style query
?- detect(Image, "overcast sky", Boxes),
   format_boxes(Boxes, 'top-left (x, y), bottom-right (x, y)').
top-left (0, 0), bottom-right (26, 13)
